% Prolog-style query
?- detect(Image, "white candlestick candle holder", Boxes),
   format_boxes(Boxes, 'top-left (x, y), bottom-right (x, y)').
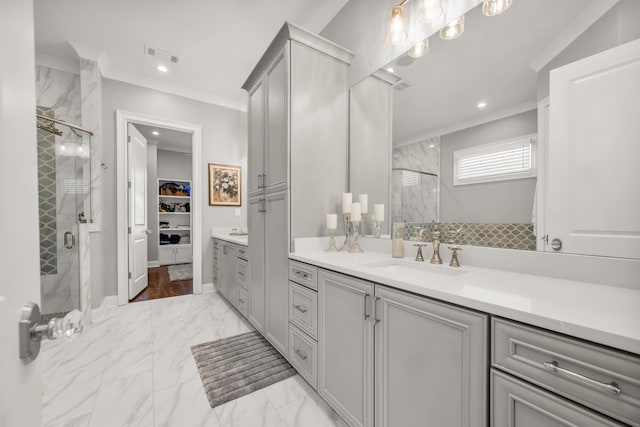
top-left (325, 228), bottom-right (338, 252)
top-left (349, 221), bottom-right (364, 253)
top-left (339, 213), bottom-right (352, 251)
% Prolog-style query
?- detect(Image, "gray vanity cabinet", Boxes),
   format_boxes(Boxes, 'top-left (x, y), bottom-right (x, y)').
top-left (216, 241), bottom-right (238, 307)
top-left (244, 23), bottom-right (352, 358)
top-left (375, 285), bottom-right (488, 427)
top-left (318, 270), bottom-right (375, 427)
top-left (248, 198), bottom-right (265, 333)
top-left (491, 370), bottom-right (625, 427)
top-left (264, 191), bottom-right (288, 355)
top-left (318, 269), bottom-right (488, 427)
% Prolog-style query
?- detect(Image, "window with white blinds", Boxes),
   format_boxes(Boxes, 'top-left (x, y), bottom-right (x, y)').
top-left (453, 134), bottom-right (537, 185)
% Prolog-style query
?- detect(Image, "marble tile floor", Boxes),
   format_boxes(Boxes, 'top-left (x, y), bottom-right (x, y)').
top-left (41, 292), bottom-right (348, 427)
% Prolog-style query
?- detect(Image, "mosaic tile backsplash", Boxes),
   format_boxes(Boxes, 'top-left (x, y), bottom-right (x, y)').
top-left (38, 107), bottom-right (58, 275)
top-left (404, 222), bottom-right (537, 251)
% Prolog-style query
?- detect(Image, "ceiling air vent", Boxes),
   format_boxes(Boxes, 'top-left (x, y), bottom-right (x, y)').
top-left (393, 80), bottom-right (411, 91)
top-left (144, 45), bottom-right (179, 64)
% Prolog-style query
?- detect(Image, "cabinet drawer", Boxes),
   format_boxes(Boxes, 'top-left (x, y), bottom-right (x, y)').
top-left (288, 260), bottom-right (318, 290)
top-left (288, 281), bottom-right (317, 339)
top-left (491, 369), bottom-right (625, 427)
top-left (238, 246), bottom-right (248, 261)
top-left (237, 286), bottom-right (248, 317)
top-left (289, 323), bottom-right (317, 389)
top-left (492, 318), bottom-right (640, 426)
top-left (238, 259), bottom-right (248, 290)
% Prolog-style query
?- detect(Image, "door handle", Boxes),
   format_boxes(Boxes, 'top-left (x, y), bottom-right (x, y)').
top-left (144, 228), bottom-right (152, 235)
top-left (18, 302), bottom-right (84, 363)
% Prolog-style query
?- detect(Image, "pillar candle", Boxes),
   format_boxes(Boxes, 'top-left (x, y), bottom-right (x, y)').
top-left (358, 194), bottom-right (368, 214)
top-left (326, 213), bottom-right (337, 230)
top-left (351, 202), bottom-right (362, 222)
top-left (342, 193), bottom-right (352, 214)
top-left (374, 204), bottom-right (385, 222)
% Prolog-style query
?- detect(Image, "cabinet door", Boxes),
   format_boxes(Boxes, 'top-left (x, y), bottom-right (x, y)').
top-left (264, 191), bottom-right (288, 355)
top-left (213, 240), bottom-right (221, 287)
top-left (375, 285), bottom-right (488, 427)
top-left (174, 246), bottom-right (192, 264)
top-left (318, 270), bottom-right (374, 427)
top-left (264, 50), bottom-right (288, 193)
top-left (546, 39), bottom-right (640, 258)
top-left (491, 370), bottom-right (625, 427)
top-left (158, 246), bottom-right (174, 265)
top-left (248, 198), bottom-right (265, 332)
top-left (225, 244), bottom-right (238, 308)
top-left (248, 81), bottom-right (264, 197)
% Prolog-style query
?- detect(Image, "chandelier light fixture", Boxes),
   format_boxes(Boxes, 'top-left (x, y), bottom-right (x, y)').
top-left (386, 3), bottom-right (409, 45)
top-left (408, 39), bottom-right (430, 58)
top-left (439, 15), bottom-right (465, 40)
top-left (417, 0), bottom-right (444, 23)
top-left (482, 0), bottom-right (513, 16)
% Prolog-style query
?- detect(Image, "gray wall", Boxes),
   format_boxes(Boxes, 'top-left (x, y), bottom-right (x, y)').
top-left (146, 144), bottom-right (158, 262)
top-left (538, 0), bottom-right (640, 100)
top-left (440, 109), bottom-right (537, 223)
top-left (94, 78), bottom-right (247, 306)
top-left (157, 149), bottom-right (192, 181)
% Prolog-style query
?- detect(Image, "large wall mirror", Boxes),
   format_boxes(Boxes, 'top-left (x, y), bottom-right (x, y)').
top-left (345, 0), bottom-right (640, 258)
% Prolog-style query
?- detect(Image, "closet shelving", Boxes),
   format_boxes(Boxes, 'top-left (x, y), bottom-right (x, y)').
top-left (158, 178), bottom-right (192, 265)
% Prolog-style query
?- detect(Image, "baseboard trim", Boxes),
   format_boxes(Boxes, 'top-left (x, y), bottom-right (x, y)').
top-left (202, 282), bottom-right (215, 293)
top-left (147, 260), bottom-right (160, 268)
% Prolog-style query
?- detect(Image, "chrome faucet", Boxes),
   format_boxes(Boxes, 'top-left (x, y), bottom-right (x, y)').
top-left (429, 224), bottom-right (443, 264)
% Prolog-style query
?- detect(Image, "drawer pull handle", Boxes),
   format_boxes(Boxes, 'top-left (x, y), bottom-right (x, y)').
top-left (238, 298), bottom-right (245, 303)
top-left (294, 348), bottom-right (308, 361)
top-left (294, 269), bottom-right (310, 279)
top-left (294, 305), bottom-right (308, 314)
top-left (543, 361), bottom-right (621, 396)
top-left (238, 272), bottom-right (246, 278)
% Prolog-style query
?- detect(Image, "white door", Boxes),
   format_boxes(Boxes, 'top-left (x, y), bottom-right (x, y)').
top-left (128, 123), bottom-right (149, 299)
top-left (0, 0), bottom-right (43, 423)
top-left (546, 39), bottom-right (640, 259)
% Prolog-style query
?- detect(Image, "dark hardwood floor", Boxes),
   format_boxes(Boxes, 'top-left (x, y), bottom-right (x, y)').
top-left (130, 265), bottom-right (193, 303)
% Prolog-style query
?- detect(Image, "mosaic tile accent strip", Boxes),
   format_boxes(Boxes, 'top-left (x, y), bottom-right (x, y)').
top-left (37, 107), bottom-right (58, 275)
top-left (404, 222), bottom-right (537, 251)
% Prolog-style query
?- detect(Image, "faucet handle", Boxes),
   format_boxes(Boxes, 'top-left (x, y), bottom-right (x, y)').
top-left (413, 243), bottom-right (427, 262)
top-left (447, 227), bottom-right (464, 244)
top-left (417, 228), bottom-right (431, 242)
top-left (448, 246), bottom-right (462, 267)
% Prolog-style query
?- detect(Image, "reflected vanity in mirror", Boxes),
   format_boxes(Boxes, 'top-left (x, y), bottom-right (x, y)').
top-left (348, 0), bottom-right (640, 259)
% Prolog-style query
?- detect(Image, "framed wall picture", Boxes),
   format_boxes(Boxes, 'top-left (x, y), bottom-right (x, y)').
top-left (209, 163), bottom-right (241, 206)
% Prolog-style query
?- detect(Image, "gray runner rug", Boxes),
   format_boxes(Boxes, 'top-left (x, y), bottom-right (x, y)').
top-left (191, 331), bottom-right (296, 408)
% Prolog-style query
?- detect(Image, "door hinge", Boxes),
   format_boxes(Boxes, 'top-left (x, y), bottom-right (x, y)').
top-left (128, 272), bottom-right (132, 279)
top-left (541, 234), bottom-right (549, 245)
top-left (128, 226), bottom-right (131, 234)
top-left (127, 136), bottom-right (132, 143)
top-left (128, 181), bottom-right (131, 189)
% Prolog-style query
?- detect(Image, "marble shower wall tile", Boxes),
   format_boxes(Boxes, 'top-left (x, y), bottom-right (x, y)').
top-left (80, 58), bottom-right (102, 225)
top-left (392, 137), bottom-right (441, 223)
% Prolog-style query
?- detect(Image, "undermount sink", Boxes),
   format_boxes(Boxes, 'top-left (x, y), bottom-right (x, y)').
top-left (363, 260), bottom-right (467, 276)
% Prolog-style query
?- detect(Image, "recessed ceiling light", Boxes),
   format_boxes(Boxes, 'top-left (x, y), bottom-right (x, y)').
top-left (429, 144), bottom-right (435, 148)
top-left (386, 67), bottom-right (394, 73)
top-left (152, 131), bottom-right (160, 136)
top-left (157, 65), bottom-right (168, 73)
top-left (477, 101), bottom-right (487, 109)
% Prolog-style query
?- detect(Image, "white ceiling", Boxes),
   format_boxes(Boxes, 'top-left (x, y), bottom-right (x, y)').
top-left (390, 0), bottom-right (601, 144)
top-left (34, 0), bottom-right (350, 111)
top-left (133, 123), bottom-right (192, 153)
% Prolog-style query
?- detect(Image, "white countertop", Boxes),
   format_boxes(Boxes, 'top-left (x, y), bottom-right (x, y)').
top-left (290, 245), bottom-right (640, 355)
top-left (211, 229), bottom-right (248, 246)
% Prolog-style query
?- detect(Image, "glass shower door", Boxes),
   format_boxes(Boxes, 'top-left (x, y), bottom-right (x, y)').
top-left (37, 110), bottom-right (91, 318)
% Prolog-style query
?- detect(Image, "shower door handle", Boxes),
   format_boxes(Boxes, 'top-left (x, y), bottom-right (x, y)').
top-left (64, 231), bottom-right (75, 249)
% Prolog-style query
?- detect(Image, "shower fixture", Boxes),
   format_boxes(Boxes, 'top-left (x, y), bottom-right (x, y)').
top-left (37, 121), bottom-right (63, 136)
top-left (36, 113), bottom-right (94, 136)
